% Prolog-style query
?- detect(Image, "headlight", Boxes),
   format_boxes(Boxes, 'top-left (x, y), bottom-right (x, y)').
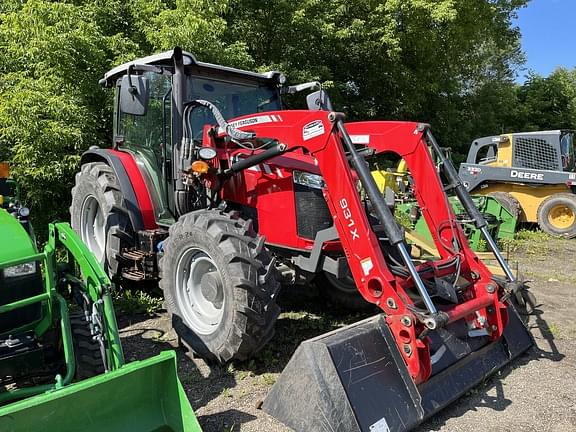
top-left (293, 171), bottom-right (325, 189)
top-left (198, 147), bottom-right (217, 160)
top-left (3, 262), bottom-right (36, 278)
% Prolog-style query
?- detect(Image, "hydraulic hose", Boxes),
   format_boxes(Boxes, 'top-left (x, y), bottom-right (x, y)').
top-left (424, 127), bottom-right (516, 282)
top-left (330, 113), bottom-right (439, 317)
top-left (186, 99), bottom-right (256, 141)
top-left (225, 143), bottom-right (287, 175)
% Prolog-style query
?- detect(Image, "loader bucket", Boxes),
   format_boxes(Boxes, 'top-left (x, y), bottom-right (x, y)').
top-left (0, 351), bottom-right (201, 432)
top-left (263, 305), bottom-right (532, 432)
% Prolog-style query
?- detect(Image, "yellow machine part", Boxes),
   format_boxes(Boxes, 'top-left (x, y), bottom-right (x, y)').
top-left (371, 159), bottom-right (408, 194)
top-left (480, 133), bottom-right (514, 168)
top-left (405, 230), bottom-right (506, 277)
top-left (477, 183), bottom-right (571, 223)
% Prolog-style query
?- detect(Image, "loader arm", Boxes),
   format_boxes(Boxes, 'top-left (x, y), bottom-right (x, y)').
top-left (213, 110), bottom-right (510, 384)
top-left (47, 222), bottom-right (125, 369)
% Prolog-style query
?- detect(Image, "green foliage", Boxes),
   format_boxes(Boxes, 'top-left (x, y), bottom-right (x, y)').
top-left (113, 289), bottom-right (163, 315)
top-left (499, 228), bottom-right (557, 255)
top-left (515, 68), bottom-right (576, 131)
top-left (0, 0), bottom-right (574, 230)
top-left (0, 0), bottom-right (136, 230)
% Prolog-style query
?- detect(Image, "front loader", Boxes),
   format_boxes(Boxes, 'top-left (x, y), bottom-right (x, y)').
top-left (0, 187), bottom-right (200, 431)
top-left (71, 48), bottom-right (533, 431)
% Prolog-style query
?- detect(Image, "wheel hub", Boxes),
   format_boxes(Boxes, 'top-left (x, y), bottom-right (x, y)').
top-left (548, 204), bottom-right (575, 229)
top-left (200, 271), bottom-right (224, 306)
top-left (175, 249), bottom-right (225, 335)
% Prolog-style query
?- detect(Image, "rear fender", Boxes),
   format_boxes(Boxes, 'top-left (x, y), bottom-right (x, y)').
top-left (80, 148), bottom-right (157, 231)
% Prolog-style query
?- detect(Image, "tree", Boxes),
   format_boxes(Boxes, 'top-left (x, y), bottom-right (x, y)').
top-left (0, 0), bottom-right (535, 228)
top-left (515, 68), bottom-right (576, 131)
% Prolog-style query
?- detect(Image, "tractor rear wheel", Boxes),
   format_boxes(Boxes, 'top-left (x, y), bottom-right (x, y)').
top-left (537, 193), bottom-right (576, 238)
top-left (70, 162), bottom-right (134, 278)
top-left (487, 192), bottom-right (521, 218)
top-left (159, 210), bottom-right (280, 363)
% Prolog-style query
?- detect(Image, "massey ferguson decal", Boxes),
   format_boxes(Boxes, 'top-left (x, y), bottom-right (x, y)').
top-left (220, 114), bottom-right (283, 133)
top-left (339, 198), bottom-right (360, 240)
top-left (510, 170), bottom-right (544, 181)
top-left (302, 120), bottom-right (325, 141)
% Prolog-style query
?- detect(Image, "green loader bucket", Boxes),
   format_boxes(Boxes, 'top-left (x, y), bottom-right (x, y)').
top-left (0, 351), bottom-right (201, 432)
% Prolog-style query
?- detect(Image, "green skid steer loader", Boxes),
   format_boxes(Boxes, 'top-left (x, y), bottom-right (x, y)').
top-left (0, 171), bottom-right (201, 432)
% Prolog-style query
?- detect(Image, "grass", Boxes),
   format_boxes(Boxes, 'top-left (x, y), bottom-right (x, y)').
top-left (260, 373), bottom-right (276, 386)
top-left (541, 322), bottom-right (561, 337)
top-left (499, 229), bottom-right (557, 255)
top-left (113, 289), bottom-right (163, 315)
top-left (220, 387), bottom-right (233, 398)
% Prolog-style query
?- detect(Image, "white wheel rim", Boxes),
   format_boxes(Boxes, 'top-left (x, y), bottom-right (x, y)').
top-left (175, 248), bottom-right (225, 335)
top-left (80, 195), bottom-right (106, 263)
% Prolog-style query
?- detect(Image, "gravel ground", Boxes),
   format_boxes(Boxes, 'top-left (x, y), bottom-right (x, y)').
top-left (120, 236), bottom-right (576, 432)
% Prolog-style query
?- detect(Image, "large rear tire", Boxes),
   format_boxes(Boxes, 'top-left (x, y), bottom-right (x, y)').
top-left (537, 193), bottom-right (576, 238)
top-left (159, 210), bottom-right (280, 363)
top-left (70, 162), bottom-right (134, 278)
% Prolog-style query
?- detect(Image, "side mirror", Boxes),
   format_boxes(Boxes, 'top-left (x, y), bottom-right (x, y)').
top-left (119, 74), bottom-right (149, 116)
top-left (306, 90), bottom-right (333, 111)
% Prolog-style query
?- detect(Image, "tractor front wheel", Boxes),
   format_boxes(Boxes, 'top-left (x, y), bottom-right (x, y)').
top-left (159, 210), bottom-right (280, 363)
top-left (70, 312), bottom-right (105, 380)
top-left (537, 193), bottom-right (576, 238)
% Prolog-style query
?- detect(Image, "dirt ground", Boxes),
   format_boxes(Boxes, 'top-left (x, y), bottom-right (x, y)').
top-left (119, 236), bottom-right (576, 432)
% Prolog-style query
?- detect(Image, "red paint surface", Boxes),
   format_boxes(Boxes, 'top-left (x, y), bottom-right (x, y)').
top-left (110, 149), bottom-right (157, 229)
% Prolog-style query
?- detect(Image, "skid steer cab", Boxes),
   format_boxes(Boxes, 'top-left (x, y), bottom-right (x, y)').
top-left (72, 47), bottom-right (533, 431)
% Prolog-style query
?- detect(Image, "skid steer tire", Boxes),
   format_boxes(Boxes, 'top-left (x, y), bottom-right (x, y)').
top-left (487, 191), bottom-right (521, 218)
top-left (70, 312), bottom-right (105, 380)
top-left (159, 210), bottom-right (280, 363)
top-left (537, 193), bottom-right (576, 238)
top-left (70, 162), bottom-right (134, 279)
top-left (316, 271), bottom-right (375, 312)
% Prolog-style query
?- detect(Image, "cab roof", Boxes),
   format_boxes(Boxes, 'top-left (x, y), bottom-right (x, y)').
top-left (100, 48), bottom-right (283, 87)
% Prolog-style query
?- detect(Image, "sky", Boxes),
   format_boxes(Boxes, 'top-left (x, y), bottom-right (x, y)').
top-left (514, 0), bottom-right (576, 83)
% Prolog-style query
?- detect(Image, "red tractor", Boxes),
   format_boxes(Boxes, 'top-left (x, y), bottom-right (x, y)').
top-left (72, 48), bottom-right (533, 431)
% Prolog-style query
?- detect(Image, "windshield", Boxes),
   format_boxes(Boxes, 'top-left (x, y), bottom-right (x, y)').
top-left (186, 76), bottom-right (280, 121)
top-left (560, 132), bottom-right (575, 171)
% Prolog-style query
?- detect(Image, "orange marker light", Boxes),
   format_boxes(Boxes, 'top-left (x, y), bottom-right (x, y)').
top-left (191, 160), bottom-right (210, 174)
top-left (0, 162), bottom-right (9, 179)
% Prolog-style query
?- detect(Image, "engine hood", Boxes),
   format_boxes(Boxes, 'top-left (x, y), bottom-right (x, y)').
top-left (0, 208), bottom-right (37, 265)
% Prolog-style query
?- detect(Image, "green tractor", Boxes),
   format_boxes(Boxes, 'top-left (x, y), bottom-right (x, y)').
top-left (396, 195), bottom-right (518, 252)
top-left (0, 175), bottom-right (201, 431)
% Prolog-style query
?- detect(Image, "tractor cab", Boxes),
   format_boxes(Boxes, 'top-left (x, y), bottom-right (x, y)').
top-left (100, 49), bottom-right (329, 225)
top-left (100, 50), bottom-right (289, 223)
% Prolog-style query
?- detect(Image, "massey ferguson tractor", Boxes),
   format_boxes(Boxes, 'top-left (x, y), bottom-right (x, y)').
top-left (71, 48), bottom-right (533, 431)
